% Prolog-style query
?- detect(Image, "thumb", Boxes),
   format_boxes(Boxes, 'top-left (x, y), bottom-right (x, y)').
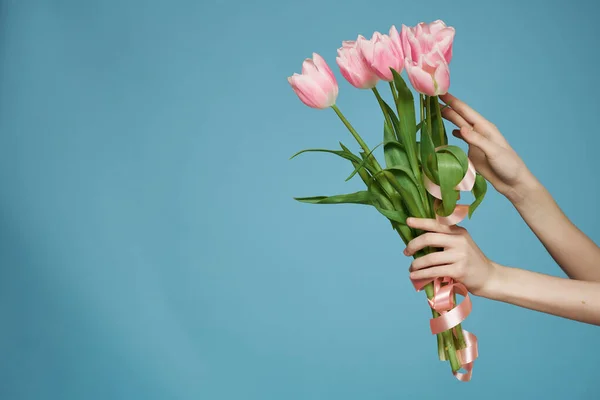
top-left (459, 126), bottom-right (500, 159)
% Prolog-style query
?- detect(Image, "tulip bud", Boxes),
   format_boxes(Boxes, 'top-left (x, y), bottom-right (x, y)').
top-left (404, 51), bottom-right (450, 96)
top-left (288, 53), bottom-right (339, 109)
top-left (401, 20), bottom-right (455, 66)
top-left (358, 26), bottom-right (404, 82)
top-left (401, 20), bottom-right (455, 96)
top-left (336, 40), bottom-right (380, 89)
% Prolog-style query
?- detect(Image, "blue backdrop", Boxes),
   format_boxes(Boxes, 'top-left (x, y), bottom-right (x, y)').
top-left (0, 0), bottom-right (598, 399)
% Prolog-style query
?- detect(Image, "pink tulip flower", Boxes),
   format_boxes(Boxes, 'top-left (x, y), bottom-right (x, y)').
top-left (358, 26), bottom-right (404, 82)
top-left (401, 20), bottom-right (455, 96)
top-left (336, 40), bottom-right (380, 89)
top-left (401, 20), bottom-right (455, 66)
top-left (288, 53), bottom-right (339, 109)
top-left (404, 51), bottom-right (450, 96)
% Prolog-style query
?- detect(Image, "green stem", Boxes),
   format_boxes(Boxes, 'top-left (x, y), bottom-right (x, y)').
top-left (389, 81), bottom-right (399, 106)
top-left (453, 317), bottom-right (467, 350)
top-left (372, 87), bottom-right (393, 129)
top-left (372, 87), bottom-right (429, 218)
top-left (418, 95), bottom-right (434, 217)
top-left (450, 289), bottom-right (467, 350)
top-left (425, 96), bottom-right (433, 143)
top-left (331, 104), bottom-right (383, 172)
top-left (442, 327), bottom-right (461, 372)
top-left (415, 249), bottom-right (462, 372)
top-left (432, 96), bottom-right (445, 146)
top-left (331, 104), bottom-right (371, 155)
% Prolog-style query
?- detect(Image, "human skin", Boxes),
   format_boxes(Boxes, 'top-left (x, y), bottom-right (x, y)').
top-left (403, 93), bottom-right (600, 326)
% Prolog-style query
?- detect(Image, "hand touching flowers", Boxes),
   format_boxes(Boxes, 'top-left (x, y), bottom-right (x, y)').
top-left (404, 217), bottom-right (496, 296)
top-left (440, 93), bottom-right (533, 201)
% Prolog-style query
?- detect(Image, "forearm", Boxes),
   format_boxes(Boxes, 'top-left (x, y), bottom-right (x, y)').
top-left (506, 173), bottom-right (600, 281)
top-left (479, 263), bottom-right (600, 325)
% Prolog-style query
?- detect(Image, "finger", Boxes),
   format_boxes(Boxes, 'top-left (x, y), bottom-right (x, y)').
top-left (452, 129), bottom-right (464, 140)
top-left (404, 233), bottom-right (456, 256)
top-left (409, 264), bottom-right (453, 281)
top-left (441, 105), bottom-right (471, 129)
top-left (460, 126), bottom-right (501, 160)
top-left (440, 93), bottom-right (488, 127)
top-left (406, 218), bottom-right (459, 234)
top-left (410, 251), bottom-right (458, 271)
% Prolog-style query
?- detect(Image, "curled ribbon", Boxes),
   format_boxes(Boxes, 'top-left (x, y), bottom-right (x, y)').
top-left (411, 155), bottom-right (479, 382)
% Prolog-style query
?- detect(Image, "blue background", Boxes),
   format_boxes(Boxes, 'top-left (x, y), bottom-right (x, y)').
top-left (0, 0), bottom-right (598, 398)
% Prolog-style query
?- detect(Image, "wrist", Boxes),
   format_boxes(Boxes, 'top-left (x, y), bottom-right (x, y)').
top-left (504, 171), bottom-right (544, 208)
top-left (474, 261), bottom-right (506, 299)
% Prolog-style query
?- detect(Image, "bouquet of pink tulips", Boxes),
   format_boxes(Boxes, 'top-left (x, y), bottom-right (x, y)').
top-left (288, 21), bottom-right (487, 381)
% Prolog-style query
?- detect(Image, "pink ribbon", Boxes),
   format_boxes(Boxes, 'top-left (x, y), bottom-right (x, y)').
top-left (411, 153), bottom-right (479, 381)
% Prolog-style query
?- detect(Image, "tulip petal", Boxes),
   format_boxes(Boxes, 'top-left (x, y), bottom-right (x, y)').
top-left (433, 61), bottom-right (450, 95)
top-left (358, 35), bottom-right (376, 66)
top-left (389, 25), bottom-right (403, 56)
top-left (337, 40), bottom-right (379, 89)
top-left (401, 24), bottom-right (412, 60)
top-left (301, 59), bottom-right (318, 75)
top-left (402, 20), bottom-right (455, 66)
top-left (288, 53), bottom-right (338, 109)
top-left (312, 52), bottom-right (337, 86)
top-left (288, 75), bottom-right (317, 108)
top-left (296, 74), bottom-right (331, 109)
top-left (429, 20), bottom-right (447, 35)
top-left (405, 60), bottom-right (436, 96)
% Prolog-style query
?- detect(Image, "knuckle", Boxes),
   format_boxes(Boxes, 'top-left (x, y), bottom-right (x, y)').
top-left (455, 263), bottom-right (467, 276)
top-left (421, 233), bottom-right (433, 243)
top-left (412, 270), bottom-right (425, 280)
top-left (457, 234), bottom-right (469, 244)
top-left (456, 250), bottom-right (468, 260)
top-left (484, 121), bottom-right (497, 131)
top-left (454, 226), bottom-right (467, 235)
top-left (438, 222), bottom-right (451, 233)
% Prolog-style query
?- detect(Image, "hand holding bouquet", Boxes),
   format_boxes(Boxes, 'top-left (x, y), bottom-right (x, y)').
top-left (288, 20), bottom-right (488, 381)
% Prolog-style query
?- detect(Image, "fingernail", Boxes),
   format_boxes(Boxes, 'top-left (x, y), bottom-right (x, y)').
top-left (406, 218), bottom-right (413, 226)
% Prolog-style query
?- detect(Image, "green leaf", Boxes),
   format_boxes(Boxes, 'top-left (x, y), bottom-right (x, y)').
top-left (294, 191), bottom-right (373, 205)
top-left (359, 150), bottom-right (399, 207)
top-left (469, 174), bottom-right (488, 218)
top-left (366, 170), bottom-right (415, 242)
top-left (386, 166), bottom-right (419, 186)
top-left (384, 121), bottom-right (410, 169)
top-left (345, 142), bottom-right (383, 181)
top-left (290, 147), bottom-right (363, 166)
top-left (416, 120), bottom-right (424, 134)
top-left (383, 120), bottom-right (395, 143)
top-left (382, 102), bottom-right (402, 143)
top-left (373, 205), bottom-right (409, 224)
top-left (366, 175), bottom-right (408, 224)
top-left (420, 121), bottom-right (439, 182)
top-left (436, 152), bottom-right (464, 216)
top-left (437, 145), bottom-right (469, 176)
top-left (340, 142), bottom-right (377, 187)
top-left (390, 70), bottom-right (419, 173)
top-left (379, 169), bottom-right (427, 218)
top-left (430, 96), bottom-right (448, 147)
top-left (384, 141), bottom-right (410, 169)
